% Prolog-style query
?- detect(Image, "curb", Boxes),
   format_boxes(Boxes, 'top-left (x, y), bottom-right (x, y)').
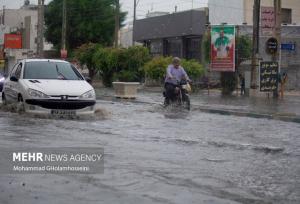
top-left (97, 96), bottom-right (300, 124)
top-left (194, 106), bottom-right (300, 123)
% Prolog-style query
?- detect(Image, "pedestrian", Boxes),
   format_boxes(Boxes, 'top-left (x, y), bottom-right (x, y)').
top-left (239, 74), bottom-right (245, 95)
top-left (280, 72), bottom-right (288, 99)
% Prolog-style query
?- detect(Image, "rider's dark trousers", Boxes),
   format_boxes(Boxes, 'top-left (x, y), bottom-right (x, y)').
top-left (164, 82), bottom-right (176, 102)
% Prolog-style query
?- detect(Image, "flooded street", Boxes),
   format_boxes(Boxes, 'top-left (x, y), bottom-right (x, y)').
top-left (0, 100), bottom-right (299, 204)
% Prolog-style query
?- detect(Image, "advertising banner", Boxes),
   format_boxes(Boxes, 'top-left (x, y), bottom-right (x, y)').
top-left (261, 7), bottom-right (275, 36)
top-left (4, 34), bottom-right (22, 49)
top-left (260, 61), bottom-right (279, 92)
top-left (210, 25), bottom-right (235, 72)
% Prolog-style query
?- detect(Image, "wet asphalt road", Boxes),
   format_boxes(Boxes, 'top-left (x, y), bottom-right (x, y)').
top-left (0, 100), bottom-right (299, 204)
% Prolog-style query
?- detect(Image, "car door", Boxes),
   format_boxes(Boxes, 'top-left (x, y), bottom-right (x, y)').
top-left (4, 63), bottom-right (18, 102)
top-left (8, 62), bottom-right (23, 102)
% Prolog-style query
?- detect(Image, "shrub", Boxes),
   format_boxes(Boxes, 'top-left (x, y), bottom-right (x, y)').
top-left (116, 46), bottom-right (151, 82)
top-left (143, 57), bottom-right (204, 82)
top-left (181, 59), bottom-right (205, 79)
top-left (220, 72), bottom-right (237, 95)
top-left (143, 56), bottom-right (172, 81)
top-left (93, 47), bottom-right (120, 87)
top-left (92, 46), bottom-right (151, 86)
top-left (113, 70), bottom-right (137, 82)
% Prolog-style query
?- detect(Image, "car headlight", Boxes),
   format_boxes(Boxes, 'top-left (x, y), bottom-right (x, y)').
top-left (0, 77), bottom-right (5, 82)
top-left (79, 90), bottom-right (95, 99)
top-left (28, 89), bottom-right (50, 98)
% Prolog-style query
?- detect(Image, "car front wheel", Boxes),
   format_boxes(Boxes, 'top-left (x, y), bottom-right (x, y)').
top-left (17, 95), bottom-right (25, 113)
top-left (2, 93), bottom-right (7, 105)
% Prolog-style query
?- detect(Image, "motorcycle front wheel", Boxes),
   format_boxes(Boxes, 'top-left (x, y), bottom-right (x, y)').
top-left (182, 94), bottom-right (190, 110)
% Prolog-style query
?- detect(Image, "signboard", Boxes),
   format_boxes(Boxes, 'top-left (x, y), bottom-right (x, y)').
top-left (260, 61), bottom-right (279, 92)
top-left (266, 37), bottom-right (278, 55)
top-left (210, 25), bottom-right (235, 72)
top-left (281, 43), bottom-right (295, 51)
top-left (4, 34), bottom-right (22, 49)
top-left (261, 7), bottom-right (275, 35)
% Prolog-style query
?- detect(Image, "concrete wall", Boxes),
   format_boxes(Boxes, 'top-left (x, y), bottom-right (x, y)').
top-left (134, 9), bottom-right (207, 41)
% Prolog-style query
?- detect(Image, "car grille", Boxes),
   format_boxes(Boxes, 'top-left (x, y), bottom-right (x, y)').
top-left (25, 99), bottom-right (95, 110)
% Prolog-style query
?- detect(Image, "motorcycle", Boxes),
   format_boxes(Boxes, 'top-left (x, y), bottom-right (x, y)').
top-left (163, 79), bottom-right (191, 110)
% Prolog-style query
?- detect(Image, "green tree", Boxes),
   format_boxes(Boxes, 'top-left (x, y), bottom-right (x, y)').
top-left (93, 47), bottom-right (120, 87)
top-left (44, 0), bottom-right (126, 50)
top-left (75, 43), bottom-right (100, 80)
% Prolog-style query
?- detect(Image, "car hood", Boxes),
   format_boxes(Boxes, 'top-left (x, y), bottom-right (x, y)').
top-left (22, 79), bottom-right (93, 96)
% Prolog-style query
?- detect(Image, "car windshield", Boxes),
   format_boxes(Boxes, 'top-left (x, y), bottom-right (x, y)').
top-left (23, 61), bottom-right (84, 80)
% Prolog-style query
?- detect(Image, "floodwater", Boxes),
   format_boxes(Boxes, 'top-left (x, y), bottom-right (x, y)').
top-left (0, 100), bottom-right (299, 204)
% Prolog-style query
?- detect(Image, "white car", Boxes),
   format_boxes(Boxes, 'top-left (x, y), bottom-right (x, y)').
top-left (2, 59), bottom-right (96, 116)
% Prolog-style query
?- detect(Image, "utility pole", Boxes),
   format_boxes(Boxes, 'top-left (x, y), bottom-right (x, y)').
top-left (2, 6), bottom-right (5, 25)
top-left (273, 0), bottom-right (281, 98)
top-left (250, 0), bottom-right (260, 88)
top-left (114, 0), bottom-right (120, 48)
top-left (37, 0), bottom-right (44, 58)
top-left (132, 0), bottom-right (136, 46)
top-left (273, 0), bottom-right (281, 62)
top-left (61, 0), bottom-right (67, 51)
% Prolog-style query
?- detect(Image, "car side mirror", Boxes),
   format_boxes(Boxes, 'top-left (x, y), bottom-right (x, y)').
top-left (10, 76), bottom-right (18, 82)
top-left (85, 77), bottom-right (91, 84)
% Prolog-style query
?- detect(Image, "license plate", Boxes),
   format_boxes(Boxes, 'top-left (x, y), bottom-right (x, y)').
top-left (51, 110), bottom-right (76, 116)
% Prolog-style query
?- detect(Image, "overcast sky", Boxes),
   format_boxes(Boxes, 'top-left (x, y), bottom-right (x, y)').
top-left (1, 0), bottom-right (208, 23)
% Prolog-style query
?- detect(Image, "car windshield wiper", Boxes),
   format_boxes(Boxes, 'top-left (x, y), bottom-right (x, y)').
top-left (56, 64), bottom-right (68, 80)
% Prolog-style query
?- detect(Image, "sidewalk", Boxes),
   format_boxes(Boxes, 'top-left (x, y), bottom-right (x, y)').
top-left (95, 87), bottom-right (300, 123)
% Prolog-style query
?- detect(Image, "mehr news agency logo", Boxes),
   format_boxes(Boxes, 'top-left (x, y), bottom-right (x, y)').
top-left (11, 151), bottom-right (103, 173)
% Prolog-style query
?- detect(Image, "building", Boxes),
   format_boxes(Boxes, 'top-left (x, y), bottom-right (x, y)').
top-left (209, 0), bottom-right (300, 25)
top-left (238, 25), bottom-right (300, 90)
top-left (243, 0), bottom-right (300, 25)
top-left (133, 9), bottom-right (209, 61)
top-left (146, 11), bottom-right (169, 18)
top-left (0, 3), bottom-right (38, 51)
top-left (0, 0), bottom-right (52, 73)
top-left (120, 12), bottom-right (170, 48)
top-left (119, 22), bottom-right (133, 48)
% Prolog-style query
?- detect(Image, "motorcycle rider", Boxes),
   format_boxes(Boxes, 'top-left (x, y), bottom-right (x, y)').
top-left (164, 57), bottom-right (190, 105)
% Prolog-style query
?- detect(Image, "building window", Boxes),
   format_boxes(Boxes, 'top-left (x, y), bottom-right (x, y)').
top-left (186, 37), bottom-right (201, 61)
top-left (150, 40), bottom-right (163, 56)
top-left (281, 8), bottom-right (292, 24)
top-left (166, 38), bottom-right (182, 57)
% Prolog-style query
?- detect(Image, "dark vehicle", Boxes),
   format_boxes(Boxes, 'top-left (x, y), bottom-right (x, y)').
top-left (0, 73), bottom-right (5, 92)
top-left (163, 79), bottom-right (191, 110)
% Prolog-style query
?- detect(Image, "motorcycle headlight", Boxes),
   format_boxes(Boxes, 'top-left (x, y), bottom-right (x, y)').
top-left (79, 90), bottom-right (95, 99)
top-left (28, 89), bottom-right (50, 98)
